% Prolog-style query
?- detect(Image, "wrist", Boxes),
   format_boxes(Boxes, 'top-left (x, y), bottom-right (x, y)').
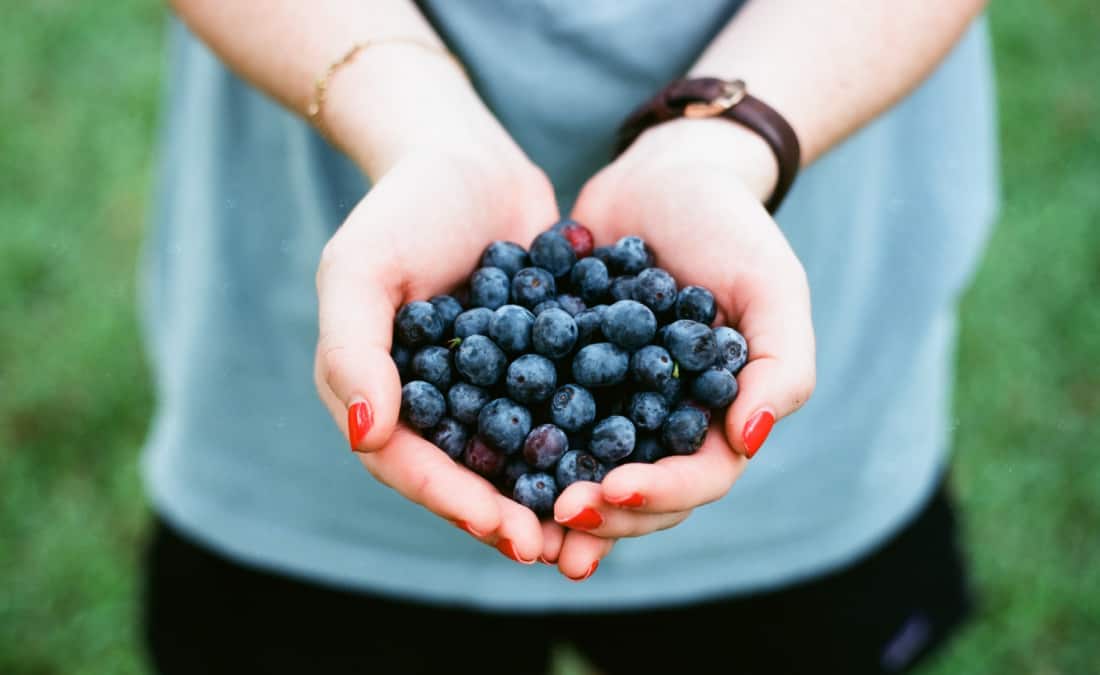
top-left (624, 117), bottom-right (779, 204)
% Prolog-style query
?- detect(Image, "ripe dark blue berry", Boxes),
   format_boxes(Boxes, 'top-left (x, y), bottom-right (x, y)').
top-left (529, 231), bottom-right (576, 278)
top-left (429, 295), bottom-right (464, 335)
top-left (395, 301), bottom-right (444, 347)
top-left (556, 450), bottom-right (608, 488)
top-left (633, 268), bottom-right (677, 313)
top-left (663, 319), bottom-right (719, 371)
top-left (590, 415), bottom-right (636, 463)
top-left (477, 398), bottom-right (533, 454)
top-left (500, 455), bottom-right (532, 493)
top-left (489, 304), bottom-right (535, 355)
top-left (609, 275), bottom-right (636, 302)
top-left (505, 353), bottom-right (557, 404)
top-left (690, 367), bottom-right (739, 408)
top-left (628, 391), bottom-right (669, 431)
top-left (630, 344), bottom-right (675, 390)
top-left (592, 245), bottom-right (613, 266)
top-left (428, 417), bottom-right (468, 460)
top-left (463, 435), bottom-right (506, 478)
top-left (511, 267), bottom-right (557, 308)
top-left (713, 326), bottom-right (749, 374)
top-left (555, 294), bottom-right (586, 317)
top-left (480, 241), bottom-right (529, 278)
top-left (629, 433), bottom-right (667, 463)
top-left (392, 343), bottom-right (413, 381)
top-left (532, 307), bottom-right (578, 359)
top-left (523, 423), bottom-right (569, 470)
top-left (513, 472), bottom-right (559, 516)
top-left (602, 300), bottom-right (657, 351)
top-left (661, 405), bottom-right (709, 455)
top-left (572, 342), bottom-right (630, 388)
top-left (675, 286), bottom-right (717, 325)
top-left (400, 380), bottom-right (446, 430)
top-left (609, 235), bottom-right (654, 274)
top-left (411, 345), bottom-right (452, 391)
top-left (447, 382), bottom-right (492, 425)
top-left (550, 384), bottom-right (597, 432)
top-left (453, 307), bottom-right (494, 339)
top-left (469, 267), bottom-right (511, 310)
top-left (533, 299), bottom-right (562, 315)
top-left (570, 257), bottom-right (611, 304)
top-left (574, 305), bottom-right (606, 347)
top-left (454, 334), bottom-right (507, 386)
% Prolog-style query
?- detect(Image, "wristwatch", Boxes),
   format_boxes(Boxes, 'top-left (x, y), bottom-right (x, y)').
top-left (615, 77), bottom-right (801, 214)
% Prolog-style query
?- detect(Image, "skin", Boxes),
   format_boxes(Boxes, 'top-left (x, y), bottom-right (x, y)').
top-left (172, 0), bottom-right (988, 580)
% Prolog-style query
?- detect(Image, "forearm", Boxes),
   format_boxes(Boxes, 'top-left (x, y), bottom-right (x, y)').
top-left (170, 0), bottom-right (511, 180)
top-left (693, 0), bottom-right (989, 166)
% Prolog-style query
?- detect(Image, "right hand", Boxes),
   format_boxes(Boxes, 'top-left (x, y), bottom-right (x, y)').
top-left (313, 139), bottom-right (561, 564)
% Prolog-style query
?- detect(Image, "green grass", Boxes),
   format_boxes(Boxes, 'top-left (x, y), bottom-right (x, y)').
top-left (1, 1), bottom-right (1098, 673)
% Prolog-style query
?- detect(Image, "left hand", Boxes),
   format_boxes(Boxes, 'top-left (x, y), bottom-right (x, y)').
top-left (541, 118), bottom-right (817, 575)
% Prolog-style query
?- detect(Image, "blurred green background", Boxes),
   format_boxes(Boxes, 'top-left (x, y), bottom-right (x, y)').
top-left (2, 1), bottom-right (1098, 673)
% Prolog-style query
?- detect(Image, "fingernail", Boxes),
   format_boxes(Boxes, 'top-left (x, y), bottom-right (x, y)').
top-left (607, 493), bottom-right (646, 508)
top-left (537, 555), bottom-right (554, 565)
top-left (496, 538), bottom-right (535, 564)
top-left (568, 560), bottom-right (599, 582)
top-left (347, 401), bottom-right (373, 452)
top-left (557, 507), bottom-right (604, 530)
top-left (452, 520), bottom-right (489, 538)
top-left (743, 409), bottom-right (775, 459)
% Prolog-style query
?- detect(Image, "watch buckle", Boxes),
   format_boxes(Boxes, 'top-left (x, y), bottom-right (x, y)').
top-left (683, 79), bottom-right (747, 119)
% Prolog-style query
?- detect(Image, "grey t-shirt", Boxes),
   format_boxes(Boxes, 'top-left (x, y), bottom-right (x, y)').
top-left (142, 1), bottom-right (998, 610)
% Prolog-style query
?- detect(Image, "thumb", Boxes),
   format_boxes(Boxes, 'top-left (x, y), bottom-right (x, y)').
top-left (315, 246), bottom-right (403, 453)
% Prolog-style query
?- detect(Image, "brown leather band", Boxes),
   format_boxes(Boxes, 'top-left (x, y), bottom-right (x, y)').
top-left (615, 77), bottom-right (801, 214)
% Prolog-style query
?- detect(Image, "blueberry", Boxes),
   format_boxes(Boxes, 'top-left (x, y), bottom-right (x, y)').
top-left (551, 219), bottom-right (595, 258)
top-left (628, 391), bottom-right (670, 432)
top-left (454, 334), bottom-right (507, 386)
top-left (489, 304), bottom-right (535, 355)
top-left (609, 275), bottom-right (636, 302)
top-left (663, 319), bottom-right (719, 371)
top-left (428, 417), bottom-right (468, 460)
top-left (511, 267), bottom-right (557, 308)
top-left (453, 307), bottom-right (494, 339)
top-left (629, 433), bottom-right (667, 463)
top-left (513, 472), bottom-right (559, 516)
top-left (505, 353), bottom-right (557, 404)
top-left (463, 435), bottom-right (506, 478)
top-left (609, 235), bottom-right (654, 274)
top-left (529, 231), bottom-right (576, 278)
top-left (602, 300), bottom-right (657, 351)
top-left (477, 398), bottom-right (532, 454)
top-left (395, 301), bottom-right (444, 348)
top-left (675, 286), bottom-right (717, 325)
top-left (661, 405), bottom-right (709, 455)
top-left (429, 295), bottom-right (464, 335)
top-left (630, 344), bottom-right (675, 390)
top-left (658, 375), bottom-right (684, 407)
top-left (590, 415), bottom-right (636, 464)
top-left (555, 294), bottom-right (586, 317)
top-left (500, 455), bottom-right (532, 493)
top-left (532, 308), bottom-right (578, 359)
top-left (480, 241), bottom-right (529, 278)
top-left (447, 382), bottom-right (492, 425)
top-left (632, 268), bottom-right (677, 313)
top-left (592, 245), bottom-right (614, 266)
top-left (555, 450), bottom-right (608, 488)
top-left (533, 299), bottom-right (562, 315)
top-left (469, 267), bottom-right (511, 310)
top-left (570, 257), bottom-right (611, 304)
top-left (410, 346), bottom-right (452, 391)
top-left (550, 384), bottom-right (597, 432)
top-left (713, 326), bottom-right (749, 374)
top-left (400, 380), bottom-right (446, 430)
top-left (523, 423), bottom-right (569, 470)
top-left (572, 342), bottom-right (629, 388)
top-left (392, 343), bottom-right (413, 382)
top-left (574, 306), bottom-right (606, 347)
top-left (690, 367), bottom-right (739, 408)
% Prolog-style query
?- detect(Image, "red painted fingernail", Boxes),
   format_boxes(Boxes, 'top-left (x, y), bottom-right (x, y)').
top-left (452, 520), bottom-right (488, 538)
top-left (496, 539), bottom-right (535, 564)
top-left (568, 560), bottom-right (599, 582)
top-left (607, 493), bottom-right (646, 508)
top-left (537, 555), bottom-right (554, 565)
top-left (743, 409), bottom-right (775, 459)
top-left (557, 507), bottom-right (604, 530)
top-left (347, 401), bottom-right (373, 452)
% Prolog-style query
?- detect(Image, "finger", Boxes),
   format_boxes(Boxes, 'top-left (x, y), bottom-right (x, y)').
top-left (553, 480), bottom-right (690, 537)
top-left (599, 428), bottom-right (747, 513)
top-left (556, 530), bottom-right (615, 582)
top-left (488, 495), bottom-right (544, 564)
top-left (360, 427), bottom-right (502, 536)
top-left (315, 240), bottom-right (404, 452)
top-left (722, 262), bottom-right (816, 459)
top-left (539, 521), bottom-right (565, 565)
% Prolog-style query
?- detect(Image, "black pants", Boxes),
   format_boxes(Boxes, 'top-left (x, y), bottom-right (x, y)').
top-left (143, 483), bottom-right (972, 675)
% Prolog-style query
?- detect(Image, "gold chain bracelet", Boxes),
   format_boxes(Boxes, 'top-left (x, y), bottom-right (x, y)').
top-left (306, 37), bottom-right (467, 140)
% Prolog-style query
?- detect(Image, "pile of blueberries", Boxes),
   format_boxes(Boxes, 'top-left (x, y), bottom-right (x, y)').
top-left (392, 220), bottom-right (748, 518)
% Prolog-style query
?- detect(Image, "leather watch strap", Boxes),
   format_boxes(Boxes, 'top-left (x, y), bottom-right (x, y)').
top-left (615, 78), bottom-right (801, 214)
